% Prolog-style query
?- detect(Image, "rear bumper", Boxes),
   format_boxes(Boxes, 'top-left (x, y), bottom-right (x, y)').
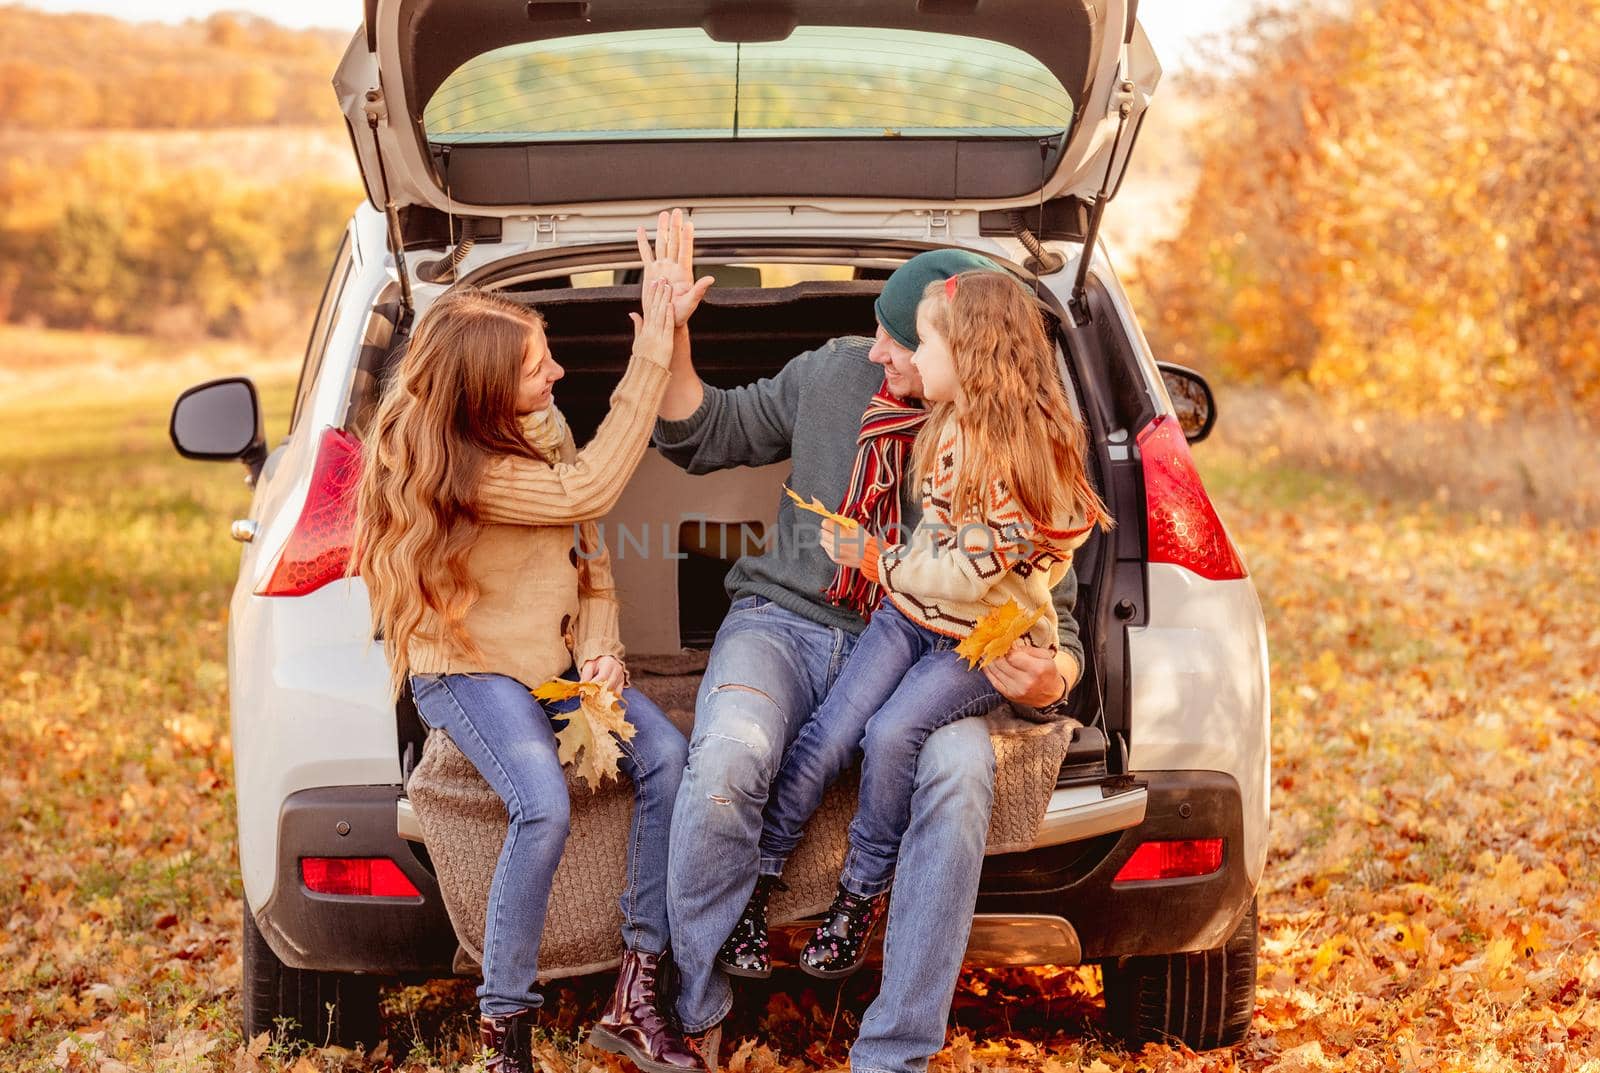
top-left (259, 770), bottom-right (1253, 974)
top-left (975, 769), bottom-right (1256, 960)
top-left (255, 786), bottom-right (457, 974)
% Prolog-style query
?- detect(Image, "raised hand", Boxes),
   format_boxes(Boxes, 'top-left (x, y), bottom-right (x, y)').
top-left (628, 278), bottom-right (676, 367)
top-left (637, 208), bottom-right (715, 327)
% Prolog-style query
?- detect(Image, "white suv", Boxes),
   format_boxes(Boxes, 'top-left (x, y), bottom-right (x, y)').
top-left (170, 0), bottom-right (1268, 1054)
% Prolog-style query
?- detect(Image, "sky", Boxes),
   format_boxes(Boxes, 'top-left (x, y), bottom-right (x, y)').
top-left (22, 0), bottom-right (1260, 70)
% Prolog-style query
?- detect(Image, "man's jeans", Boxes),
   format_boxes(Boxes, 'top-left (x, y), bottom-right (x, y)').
top-left (411, 668), bottom-right (687, 1017)
top-left (758, 599), bottom-right (1001, 897)
top-left (667, 596), bottom-right (996, 1073)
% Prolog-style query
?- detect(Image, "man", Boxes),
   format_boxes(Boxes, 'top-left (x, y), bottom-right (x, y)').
top-left (645, 214), bottom-right (1081, 1073)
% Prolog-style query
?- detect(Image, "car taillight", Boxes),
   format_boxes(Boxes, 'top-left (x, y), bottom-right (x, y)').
top-left (301, 857), bottom-right (421, 898)
top-left (1136, 415), bottom-right (1247, 580)
top-left (1113, 838), bottom-right (1225, 883)
top-left (258, 427), bottom-right (362, 597)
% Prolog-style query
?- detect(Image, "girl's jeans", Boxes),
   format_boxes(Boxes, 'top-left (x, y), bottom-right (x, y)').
top-left (756, 598), bottom-right (1002, 897)
top-left (409, 666), bottom-right (687, 1017)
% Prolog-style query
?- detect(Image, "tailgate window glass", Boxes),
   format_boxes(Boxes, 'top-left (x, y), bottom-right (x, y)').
top-left (424, 28), bottom-right (1071, 143)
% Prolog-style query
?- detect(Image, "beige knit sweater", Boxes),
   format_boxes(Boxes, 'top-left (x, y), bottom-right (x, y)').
top-left (862, 415), bottom-right (1096, 647)
top-left (405, 353), bottom-right (669, 689)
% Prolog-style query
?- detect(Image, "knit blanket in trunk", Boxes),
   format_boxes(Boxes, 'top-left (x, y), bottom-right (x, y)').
top-left (406, 665), bottom-right (1075, 979)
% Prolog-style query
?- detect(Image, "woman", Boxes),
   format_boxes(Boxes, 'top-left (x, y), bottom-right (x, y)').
top-left (353, 222), bottom-right (703, 1073)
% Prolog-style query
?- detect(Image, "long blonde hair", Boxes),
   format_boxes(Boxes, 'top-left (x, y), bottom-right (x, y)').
top-left (352, 287), bottom-right (604, 698)
top-left (911, 271), bottom-right (1112, 535)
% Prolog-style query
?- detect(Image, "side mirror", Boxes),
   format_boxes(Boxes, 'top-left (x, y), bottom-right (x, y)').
top-left (1156, 362), bottom-right (1216, 444)
top-left (170, 377), bottom-right (267, 476)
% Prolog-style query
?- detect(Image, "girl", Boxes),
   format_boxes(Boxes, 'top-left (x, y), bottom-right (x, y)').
top-left (354, 267), bottom-right (702, 1073)
top-left (717, 270), bottom-right (1112, 979)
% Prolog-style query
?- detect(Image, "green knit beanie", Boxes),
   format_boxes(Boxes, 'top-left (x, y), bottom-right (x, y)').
top-left (874, 249), bottom-right (1003, 349)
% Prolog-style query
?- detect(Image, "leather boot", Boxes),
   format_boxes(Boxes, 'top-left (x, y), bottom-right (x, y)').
top-left (588, 950), bottom-right (706, 1073)
top-left (479, 1008), bottom-right (537, 1073)
top-left (799, 882), bottom-right (888, 979)
top-left (715, 875), bottom-right (787, 978)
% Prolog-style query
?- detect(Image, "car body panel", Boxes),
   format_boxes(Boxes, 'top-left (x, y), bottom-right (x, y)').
top-left (1127, 566), bottom-right (1272, 887)
top-left (232, 582), bottom-right (396, 910)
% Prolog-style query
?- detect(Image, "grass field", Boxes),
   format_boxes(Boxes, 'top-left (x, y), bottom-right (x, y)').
top-left (2, 332), bottom-right (1598, 1072)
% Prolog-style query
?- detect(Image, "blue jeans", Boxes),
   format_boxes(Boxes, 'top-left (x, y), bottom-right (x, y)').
top-left (667, 596), bottom-right (997, 1073)
top-left (758, 600), bottom-right (1001, 896)
top-left (410, 667), bottom-right (687, 1017)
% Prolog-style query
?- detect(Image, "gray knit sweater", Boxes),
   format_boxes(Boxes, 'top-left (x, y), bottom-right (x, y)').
top-left (652, 336), bottom-right (1085, 673)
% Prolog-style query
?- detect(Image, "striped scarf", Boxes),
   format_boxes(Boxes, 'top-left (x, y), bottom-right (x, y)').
top-left (823, 385), bottom-right (927, 619)
top-left (524, 405), bottom-right (569, 462)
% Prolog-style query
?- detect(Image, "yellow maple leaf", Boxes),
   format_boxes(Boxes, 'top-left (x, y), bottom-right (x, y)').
top-left (784, 485), bottom-right (858, 529)
top-left (531, 679), bottom-right (636, 790)
top-left (1479, 936), bottom-right (1517, 979)
top-left (1309, 933), bottom-right (1349, 978)
top-left (955, 599), bottom-right (1048, 669)
top-left (1518, 920), bottom-right (1547, 958)
top-left (1379, 912), bottom-right (1429, 957)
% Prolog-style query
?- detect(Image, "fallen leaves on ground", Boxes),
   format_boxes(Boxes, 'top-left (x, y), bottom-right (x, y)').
top-left (532, 679), bottom-right (635, 790)
top-left (3, 368), bottom-right (1599, 1071)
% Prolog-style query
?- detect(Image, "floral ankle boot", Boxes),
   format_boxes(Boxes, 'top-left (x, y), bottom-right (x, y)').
top-left (799, 882), bottom-right (887, 979)
top-left (715, 875), bottom-right (786, 978)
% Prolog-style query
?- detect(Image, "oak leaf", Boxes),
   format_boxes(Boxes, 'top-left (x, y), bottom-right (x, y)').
top-left (531, 679), bottom-right (635, 791)
top-left (956, 599), bottom-right (1048, 669)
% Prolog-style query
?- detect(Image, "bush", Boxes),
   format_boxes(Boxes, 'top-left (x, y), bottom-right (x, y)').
top-left (0, 9), bottom-right (344, 130)
top-left (0, 145), bottom-right (359, 341)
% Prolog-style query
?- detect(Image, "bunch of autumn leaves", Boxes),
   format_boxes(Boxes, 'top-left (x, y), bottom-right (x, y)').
top-left (537, 491), bottom-right (1045, 789)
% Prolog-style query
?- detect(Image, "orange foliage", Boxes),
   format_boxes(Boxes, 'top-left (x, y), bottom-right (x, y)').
top-left (0, 146), bottom-right (357, 341)
top-left (1134, 0), bottom-right (1600, 420)
top-left (0, 9), bottom-right (345, 130)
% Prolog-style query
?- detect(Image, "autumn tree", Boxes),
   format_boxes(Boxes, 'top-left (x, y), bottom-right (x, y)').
top-left (0, 146), bottom-right (357, 339)
top-left (0, 7), bottom-right (345, 130)
top-left (1134, 0), bottom-right (1600, 420)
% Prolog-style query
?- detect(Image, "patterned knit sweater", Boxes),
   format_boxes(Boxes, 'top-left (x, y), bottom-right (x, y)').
top-left (860, 416), bottom-right (1095, 648)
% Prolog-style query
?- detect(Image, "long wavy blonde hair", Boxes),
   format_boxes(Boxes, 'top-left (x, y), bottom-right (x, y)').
top-left (911, 271), bottom-right (1113, 535)
top-left (352, 287), bottom-right (603, 698)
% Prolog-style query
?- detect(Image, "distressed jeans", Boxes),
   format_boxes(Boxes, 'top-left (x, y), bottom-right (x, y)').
top-left (410, 667), bottom-right (687, 1017)
top-left (758, 599), bottom-right (1002, 896)
top-left (667, 596), bottom-right (996, 1073)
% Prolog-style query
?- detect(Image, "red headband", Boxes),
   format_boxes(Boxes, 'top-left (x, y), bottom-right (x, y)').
top-left (944, 274), bottom-right (960, 299)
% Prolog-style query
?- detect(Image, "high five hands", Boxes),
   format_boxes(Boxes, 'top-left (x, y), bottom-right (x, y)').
top-left (637, 208), bottom-right (715, 328)
top-left (627, 278), bottom-right (676, 366)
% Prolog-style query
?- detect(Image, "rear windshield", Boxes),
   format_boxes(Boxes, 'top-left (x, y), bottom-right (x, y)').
top-left (424, 27), bottom-right (1073, 143)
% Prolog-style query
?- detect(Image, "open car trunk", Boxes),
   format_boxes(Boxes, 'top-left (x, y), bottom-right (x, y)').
top-left (502, 277), bottom-right (1107, 659)
top-left (388, 274), bottom-right (1113, 976)
top-left (532, 278), bottom-right (894, 650)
